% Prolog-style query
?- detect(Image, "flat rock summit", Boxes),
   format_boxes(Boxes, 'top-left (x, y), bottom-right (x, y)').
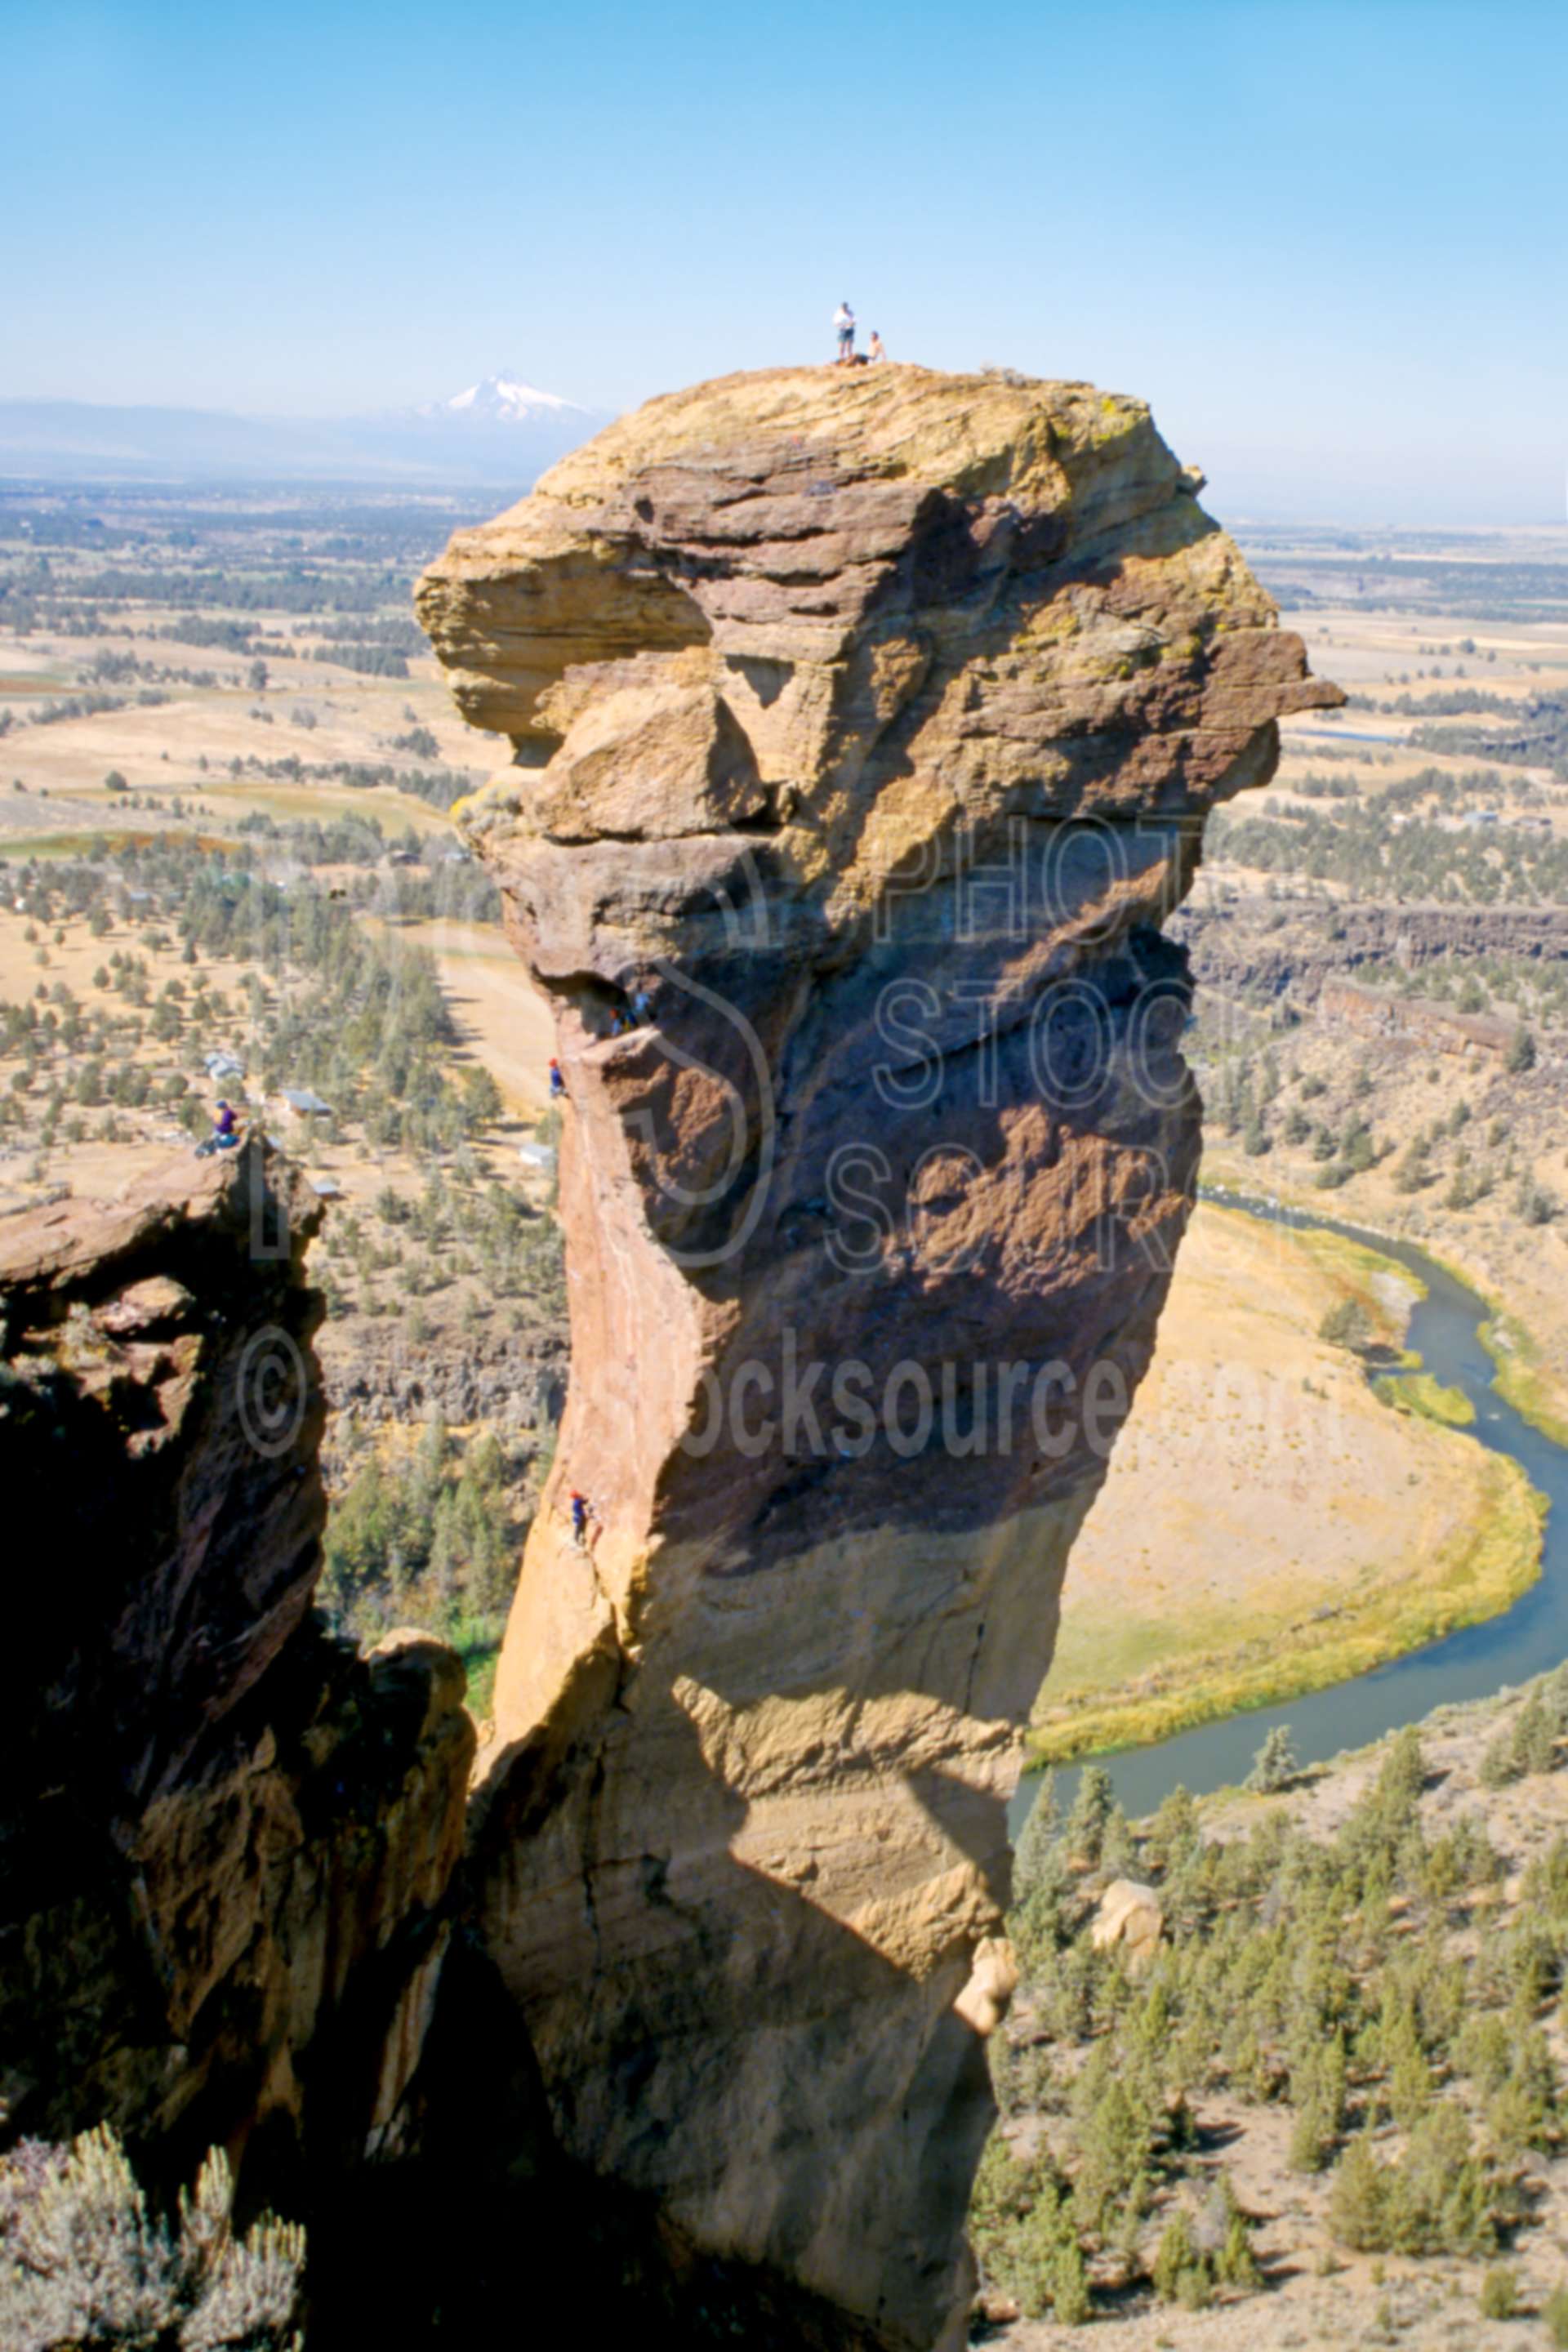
top-left (417, 366), bottom-right (1339, 2345)
top-left (0, 366), bottom-right (1336, 2352)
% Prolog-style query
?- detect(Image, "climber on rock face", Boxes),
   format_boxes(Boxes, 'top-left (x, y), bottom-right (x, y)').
top-left (568, 1489), bottom-right (592, 1548)
top-left (548, 1058), bottom-right (566, 1100)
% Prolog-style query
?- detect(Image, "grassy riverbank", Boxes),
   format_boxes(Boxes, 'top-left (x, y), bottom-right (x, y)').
top-left (1031, 1450), bottom-right (1545, 1765)
top-left (1410, 1244), bottom-right (1568, 1451)
top-left (1031, 1200), bottom-right (1550, 1769)
top-left (1206, 1160), bottom-right (1568, 1453)
top-left (1479, 1307), bottom-right (1568, 1452)
top-left (1376, 1370), bottom-right (1476, 1428)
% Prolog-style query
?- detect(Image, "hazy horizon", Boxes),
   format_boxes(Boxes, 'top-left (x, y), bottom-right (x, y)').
top-left (8, 0), bottom-right (1567, 525)
top-left (1, 379), bottom-right (1562, 531)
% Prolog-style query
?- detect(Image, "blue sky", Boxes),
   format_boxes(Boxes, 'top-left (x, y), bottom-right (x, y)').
top-left (6, 0), bottom-right (1565, 520)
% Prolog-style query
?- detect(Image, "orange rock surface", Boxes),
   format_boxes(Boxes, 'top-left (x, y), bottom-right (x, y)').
top-left (421, 365), bottom-right (1338, 2350)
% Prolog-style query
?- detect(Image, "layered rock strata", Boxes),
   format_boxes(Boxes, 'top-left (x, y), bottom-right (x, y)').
top-left (0, 1143), bottom-right (472, 2220)
top-left (421, 366), bottom-right (1339, 2349)
top-left (1174, 894), bottom-right (1568, 1004)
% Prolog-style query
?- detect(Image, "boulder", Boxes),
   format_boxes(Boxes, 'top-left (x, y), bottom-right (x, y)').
top-left (1090, 1878), bottom-right (1166, 1971)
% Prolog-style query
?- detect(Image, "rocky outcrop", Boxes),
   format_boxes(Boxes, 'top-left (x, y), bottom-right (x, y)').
top-left (1089, 1878), bottom-right (1165, 1975)
top-left (0, 1143), bottom-right (472, 2235)
top-left (1318, 978), bottom-right (1513, 1060)
top-left (417, 366), bottom-right (1338, 2349)
top-left (1174, 894), bottom-right (1568, 1006)
top-left (318, 1308), bottom-right (567, 1453)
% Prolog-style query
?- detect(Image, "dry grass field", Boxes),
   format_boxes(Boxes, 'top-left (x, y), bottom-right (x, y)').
top-left (1038, 524), bottom-right (1568, 1758)
top-left (1033, 1205), bottom-right (1542, 1762)
top-left (0, 482), bottom-right (568, 1711)
top-left (2, 492), bottom-right (1564, 1755)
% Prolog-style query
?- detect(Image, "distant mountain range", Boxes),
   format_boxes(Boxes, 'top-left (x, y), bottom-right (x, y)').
top-left (0, 374), bottom-right (609, 486)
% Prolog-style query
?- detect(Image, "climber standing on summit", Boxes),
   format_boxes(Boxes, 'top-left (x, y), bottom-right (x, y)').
top-left (833, 301), bottom-right (856, 364)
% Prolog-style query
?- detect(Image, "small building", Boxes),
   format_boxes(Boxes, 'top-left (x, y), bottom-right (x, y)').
top-left (274, 1086), bottom-right (336, 1137)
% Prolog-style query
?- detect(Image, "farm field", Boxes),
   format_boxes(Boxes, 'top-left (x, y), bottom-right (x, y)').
top-left (2, 492), bottom-right (1565, 1750)
top-left (0, 480), bottom-right (565, 1713)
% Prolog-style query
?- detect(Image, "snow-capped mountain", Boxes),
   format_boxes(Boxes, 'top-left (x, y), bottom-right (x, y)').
top-left (424, 373), bottom-right (589, 423)
top-left (0, 373), bottom-right (608, 487)
top-left (350, 372), bottom-right (606, 479)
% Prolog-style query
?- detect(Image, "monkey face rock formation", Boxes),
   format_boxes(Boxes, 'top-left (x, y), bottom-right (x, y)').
top-left (418, 367), bottom-right (1339, 2347)
top-left (0, 1144), bottom-right (472, 2229)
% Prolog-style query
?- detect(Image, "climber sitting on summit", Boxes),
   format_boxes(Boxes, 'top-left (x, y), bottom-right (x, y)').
top-left (194, 1099), bottom-right (241, 1159)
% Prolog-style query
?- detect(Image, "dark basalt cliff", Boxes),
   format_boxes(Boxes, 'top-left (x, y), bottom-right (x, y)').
top-left (1175, 894), bottom-right (1568, 1000)
top-left (0, 1143), bottom-right (472, 2254)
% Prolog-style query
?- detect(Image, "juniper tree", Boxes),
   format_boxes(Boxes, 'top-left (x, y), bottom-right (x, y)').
top-left (1065, 1765), bottom-right (1116, 1864)
top-left (1012, 1770), bottom-right (1060, 1902)
top-left (1245, 1726), bottom-right (1298, 1794)
top-left (1152, 2208), bottom-right (1212, 2308)
top-left (1289, 2030), bottom-right (1348, 2175)
top-left (1144, 1784), bottom-right (1199, 1878)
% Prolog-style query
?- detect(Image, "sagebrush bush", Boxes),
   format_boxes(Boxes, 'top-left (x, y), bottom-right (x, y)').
top-left (1478, 2266), bottom-right (1518, 2320)
top-left (0, 2126), bottom-right (305, 2351)
top-left (1545, 2281), bottom-right (1568, 2348)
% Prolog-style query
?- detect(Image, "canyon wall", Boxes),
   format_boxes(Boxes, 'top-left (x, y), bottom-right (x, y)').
top-left (0, 1143), bottom-right (472, 2243)
top-left (418, 367), bottom-right (1339, 2347)
top-left (1174, 896), bottom-right (1568, 1006)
